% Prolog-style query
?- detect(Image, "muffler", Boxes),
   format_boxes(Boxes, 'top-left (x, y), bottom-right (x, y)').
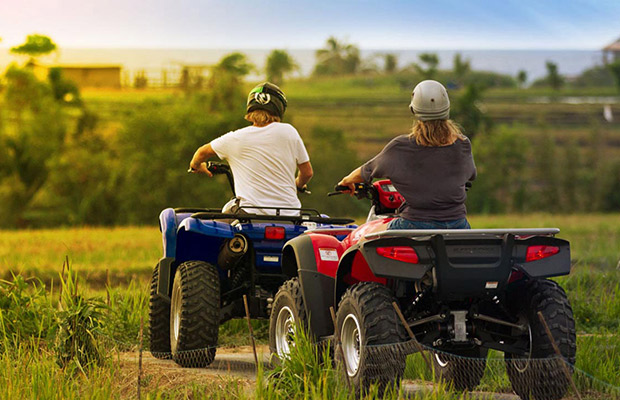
top-left (218, 234), bottom-right (248, 270)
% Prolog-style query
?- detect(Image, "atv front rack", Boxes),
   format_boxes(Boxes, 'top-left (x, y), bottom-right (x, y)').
top-left (190, 211), bottom-right (355, 226)
top-left (365, 228), bottom-right (560, 240)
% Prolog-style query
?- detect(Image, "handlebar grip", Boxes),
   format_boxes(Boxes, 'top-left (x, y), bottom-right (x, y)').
top-left (327, 184), bottom-right (354, 196)
top-left (207, 162), bottom-right (230, 175)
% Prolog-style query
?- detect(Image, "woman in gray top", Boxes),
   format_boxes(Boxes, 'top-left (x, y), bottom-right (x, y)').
top-left (338, 80), bottom-right (476, 230)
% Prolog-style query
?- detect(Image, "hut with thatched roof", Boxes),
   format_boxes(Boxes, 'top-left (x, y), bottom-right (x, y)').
top-left (603, 37), bottom-right (620, 63)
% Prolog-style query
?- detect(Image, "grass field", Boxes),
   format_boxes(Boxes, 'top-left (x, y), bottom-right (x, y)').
top-left (2, 214), bottom-right (617, 280)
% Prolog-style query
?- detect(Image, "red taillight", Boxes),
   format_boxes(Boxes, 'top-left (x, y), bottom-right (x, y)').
top-left (526, 245), bottom-right (559, 262)
top-left (376, 246), bottom-right (419, 264)
top-left (265, 226), bottom-right (286, 240)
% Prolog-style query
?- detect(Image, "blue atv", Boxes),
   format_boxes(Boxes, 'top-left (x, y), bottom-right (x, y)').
top-left (148, 162), bottom-right (355, 367)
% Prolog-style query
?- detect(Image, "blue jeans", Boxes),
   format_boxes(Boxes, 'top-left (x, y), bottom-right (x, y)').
top-left (387, 218), bottom-right (471, 230)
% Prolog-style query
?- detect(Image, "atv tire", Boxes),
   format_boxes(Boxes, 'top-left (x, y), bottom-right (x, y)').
top-left (505, 279), bottom-right (576, 400)
top-left (432, 347), bottom-right (488, 391)
top-left (148, 264), bottom-right (171, 359)
top-left (170, 260), bottom-right (220, 368)
top-left (335, 282), bottom-right (407, 394)
top-left (269, 278), bottom-right (307, 362)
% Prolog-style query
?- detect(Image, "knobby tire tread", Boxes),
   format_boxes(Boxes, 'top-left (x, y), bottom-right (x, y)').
top-left (148, 264), bottom-right (172, 359)
top-left (172, 260), bottom-right (220, 368)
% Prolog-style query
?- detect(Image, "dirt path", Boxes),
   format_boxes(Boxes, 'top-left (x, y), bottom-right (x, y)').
top-left (118, 346), bottom-right (524, 399)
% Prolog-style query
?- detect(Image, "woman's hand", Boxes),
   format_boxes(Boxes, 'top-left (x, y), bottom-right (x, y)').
top-left (338, 167), bottom-right (363, 195)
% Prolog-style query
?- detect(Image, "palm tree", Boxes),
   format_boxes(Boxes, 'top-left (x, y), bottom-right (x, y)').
top-left (314, 37), bottom-right (360, 76)
top-left (265, 50), bottom-right (298, 85)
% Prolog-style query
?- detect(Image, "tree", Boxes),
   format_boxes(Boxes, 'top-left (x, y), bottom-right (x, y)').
top-left (453, 53), bottom-right (470, 83)
top-left (517, 70), bottom-right (528, 88)
top-left (207, 52), bottom-right (254, 112)
top-left (414, 53), bottom-right (439, 80)
top-left (545, 61), bottom-right (564, 90)
top-left (215, 52), bottom-right (254, 77)
top-left (48, 67), bottom-right (81, 104)
top-left (531, 128), bottom-right (560, 210)
top-left (561, 139), bottom-right (581, 211)
top-left (467, 127), bottom-right (528, 213)
top-left (451, 84), bottom-right (491, 141)
top-left (0, 66), bottom-right (66, 227)
top-left (265, 49), bottom-right (297, 85)
top-left (11, 34), bottom-right (57, 58)
top-left (607, 60), bottom-right (620, 93)
top-left (314, 37), bottom-right (361, 76)
top-left (384, 53), bottom-right (398, 74)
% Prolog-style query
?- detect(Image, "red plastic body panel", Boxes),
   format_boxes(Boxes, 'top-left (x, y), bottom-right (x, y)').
top-left (374, 179), bottom-right (405, 210)
top-left (344, 251), bottom-right (387, 285)
top-left (306, 218), bottom-right (393, 285)
top-left (306, 233), bottom-right (345, 278)
top-left (342, 218), bottom-right (393, 247)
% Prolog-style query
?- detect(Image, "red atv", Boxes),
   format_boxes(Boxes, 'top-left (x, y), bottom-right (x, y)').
top-left (269, 180), bottom-right (576, 399)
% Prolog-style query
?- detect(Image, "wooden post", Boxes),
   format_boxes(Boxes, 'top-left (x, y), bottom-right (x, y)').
top-left (537, 311), bottom-right (582, 400)
top-left (243, 295), bottom-right (259, 367)
top-left (392, 301), bottom-right (433, 371)
top-left (106, 269), bottom-right (111, 307)
top-left (138, 316), bottom-right (144, 400)
top-left (330, 306), bottom-right (350, 387)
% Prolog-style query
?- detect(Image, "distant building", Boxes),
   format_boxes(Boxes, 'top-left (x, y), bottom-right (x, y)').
top-left (30, 63), bottom-right (122, 89)
top-left (603, 37), bottom-right (620, 63)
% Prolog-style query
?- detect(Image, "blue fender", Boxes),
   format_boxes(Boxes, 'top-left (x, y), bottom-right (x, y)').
top-left (159, 208), bottom-right (235, 260)
top-left (156, 208), bottom-right (236, 299)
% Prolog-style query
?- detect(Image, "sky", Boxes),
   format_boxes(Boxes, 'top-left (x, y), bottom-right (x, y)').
top-left (1, 0), bottom-right (620, 50)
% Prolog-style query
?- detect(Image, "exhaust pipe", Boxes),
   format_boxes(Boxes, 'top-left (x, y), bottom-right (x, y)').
top-left (218, 234), bottom-right (248, 270)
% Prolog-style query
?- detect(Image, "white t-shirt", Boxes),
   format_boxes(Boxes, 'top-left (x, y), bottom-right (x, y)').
top-left (210, 122), bottom-right (310, 215)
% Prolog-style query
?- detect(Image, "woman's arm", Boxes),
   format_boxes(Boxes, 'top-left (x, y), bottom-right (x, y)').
top-left (189, 143), bottom-right (216, 176)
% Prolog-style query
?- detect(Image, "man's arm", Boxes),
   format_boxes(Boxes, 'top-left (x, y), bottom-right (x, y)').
top-left (295, 161), bottom-right (313, 190)
top-left (189, 143), bottom-right (217, 176)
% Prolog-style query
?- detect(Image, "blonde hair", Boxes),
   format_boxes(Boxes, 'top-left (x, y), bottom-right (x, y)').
top-left (409, 119), bottom-right (465, 147)
top-left (244, 110), bottom-right (280, 127)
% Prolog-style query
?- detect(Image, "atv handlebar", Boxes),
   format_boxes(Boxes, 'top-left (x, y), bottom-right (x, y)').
top-left (187, 161), bottom-right (231, 175)
top-left (327, 183), bottom-right (369, 197)
top-left (328, 181), bottom-right (473, 196)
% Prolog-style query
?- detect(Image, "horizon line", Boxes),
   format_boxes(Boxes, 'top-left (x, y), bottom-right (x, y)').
top-left (0, 46), bottom-right (605, 52)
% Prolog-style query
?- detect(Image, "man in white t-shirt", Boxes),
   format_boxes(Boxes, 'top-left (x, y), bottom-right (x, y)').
top-left (189, 82), bottom-right (313, 215)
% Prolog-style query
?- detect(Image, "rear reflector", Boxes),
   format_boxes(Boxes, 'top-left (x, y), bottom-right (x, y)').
top-left (526, 245), bottom-right (559, 262)
top-left (376, 246), bottom-right (419, 264)
top-left (265, 226), bottom-right (286, 240)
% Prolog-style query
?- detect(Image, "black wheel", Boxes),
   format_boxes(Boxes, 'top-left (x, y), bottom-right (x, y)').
top-left (269, 278), bottom-right (307, 362)
top-left (335, 282), bottom-right (406, 394)
top-left (432, 347), bottom-right (488, 391)
top-left (505, 279), bottom-right (577, 400)
top-left (170, 260), bottom-right (220, 368)
top-left (148, 264), bottom-right (171, 359)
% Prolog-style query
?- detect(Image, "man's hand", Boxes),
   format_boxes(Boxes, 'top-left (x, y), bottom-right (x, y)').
top-left (189, 162), bottom-right (213, 177)
top-left (189, 143), bottom-right (217, 177)
top-left (295, 161), bottom-right (313, 192)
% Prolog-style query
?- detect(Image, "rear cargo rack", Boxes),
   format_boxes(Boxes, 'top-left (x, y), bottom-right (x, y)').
top-left (365, 228), bottom-right (560, 240)
top-left (190, 211), bottom-right (354, 226)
